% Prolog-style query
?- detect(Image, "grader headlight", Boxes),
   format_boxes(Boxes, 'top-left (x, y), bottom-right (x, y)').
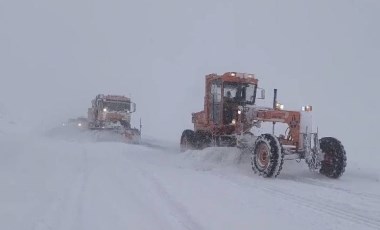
top-left (276, 102), bottom-right (284, 110)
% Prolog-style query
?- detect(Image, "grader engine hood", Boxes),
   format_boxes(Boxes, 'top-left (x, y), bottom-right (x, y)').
top-left (243, 105), bottom-right (302, 148)
top-left (244, 106), bottom-right (300, 128)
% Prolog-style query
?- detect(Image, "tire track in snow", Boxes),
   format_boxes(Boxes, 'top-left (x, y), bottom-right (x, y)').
top-left (182, 148), bottom-right (380, 229)
top-left (281, 175), bottom-right (380, 204)
top-left (120, 153), bottom-right (204, 230)
top-left (262, 185), bottom-right (380, 230)
top-left (141, 170), bottom-right (205, 230)
top-left (33, 148), bottom-right (89, 230)
top-left (216, 174), bottom-right (380, 230)
top-left (70, 148), bottom-right (89, 230)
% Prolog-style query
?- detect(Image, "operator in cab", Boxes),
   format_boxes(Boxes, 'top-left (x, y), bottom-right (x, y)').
top-left (223, 90), bottom-right (238, 124)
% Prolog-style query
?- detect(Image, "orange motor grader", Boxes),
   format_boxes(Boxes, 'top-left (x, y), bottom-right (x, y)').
top-left (180, 72), bottom-right (346, 178)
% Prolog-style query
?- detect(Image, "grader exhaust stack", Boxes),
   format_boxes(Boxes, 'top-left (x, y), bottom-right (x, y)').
top-left (272, 88), bottom-right (277, 135)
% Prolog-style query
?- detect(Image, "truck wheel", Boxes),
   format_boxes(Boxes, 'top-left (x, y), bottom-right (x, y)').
top-left (180, 130), bottom-right (196, 152)
top-left (319, 137), bottom-right (347, 178)
top-left (251, 134), bottom-right (284, 178)
top-left (195, 130), bottom-right (212, 149)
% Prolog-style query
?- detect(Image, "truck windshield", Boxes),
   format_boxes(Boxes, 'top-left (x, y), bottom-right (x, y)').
top-left (104, 101), bottom-right (131, 112)
top-left (223, 82), bottom-right (256, 105)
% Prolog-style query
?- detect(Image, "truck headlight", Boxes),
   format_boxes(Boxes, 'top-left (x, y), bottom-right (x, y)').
top-left (231, 119), bottom-right (236, 125)
top-left (103, 108), bottom-right (107, 112)
top-left (238, 110), bottom-right (242, 115)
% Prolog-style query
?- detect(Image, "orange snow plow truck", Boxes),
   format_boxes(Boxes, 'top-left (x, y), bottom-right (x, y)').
top-left (180, 72), bottom-right (347, 178)
top-left (88, 94), bottom-right (141, 143)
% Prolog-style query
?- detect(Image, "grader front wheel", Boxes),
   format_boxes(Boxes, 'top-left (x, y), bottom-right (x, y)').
top-left (319, 137), bottom-right (347, 178)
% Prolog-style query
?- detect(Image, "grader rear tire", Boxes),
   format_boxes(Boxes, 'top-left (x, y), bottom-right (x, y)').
top-left (180, 130), bottom-right (196, 152)
top-left (195, 130), bottom-right (212, 150)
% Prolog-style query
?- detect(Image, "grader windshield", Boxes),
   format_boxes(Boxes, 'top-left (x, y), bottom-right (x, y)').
top-left (223, 82), bottom-right (256, 105)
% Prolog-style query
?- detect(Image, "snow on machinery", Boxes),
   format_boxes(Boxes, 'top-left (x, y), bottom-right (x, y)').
top-left (180, 72), bottom-right (347, 178)
top-left (88, 94), bottom-right (141, 143)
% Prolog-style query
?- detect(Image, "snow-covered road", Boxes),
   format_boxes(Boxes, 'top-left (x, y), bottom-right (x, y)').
top-left (1, 128), bottom-right (380, 230)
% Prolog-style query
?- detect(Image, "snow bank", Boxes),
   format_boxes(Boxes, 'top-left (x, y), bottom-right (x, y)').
top-left (140, 135), bottom-right (179, 152)
top-left (46, 125), bottom-right (114, 143)
top-left (177, 147), bottom-right (252, 175)
top-left (179, 146), bottom-right (380, 185)
top-left (182, 147), bottom-right (245, 165)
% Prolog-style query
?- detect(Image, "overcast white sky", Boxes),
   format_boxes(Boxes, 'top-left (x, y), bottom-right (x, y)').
top-left (1, 0), bottom-right (379, 154)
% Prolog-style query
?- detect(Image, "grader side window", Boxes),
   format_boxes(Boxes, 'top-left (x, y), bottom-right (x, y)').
top-left (210, 80), bottom-right (222, 124)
